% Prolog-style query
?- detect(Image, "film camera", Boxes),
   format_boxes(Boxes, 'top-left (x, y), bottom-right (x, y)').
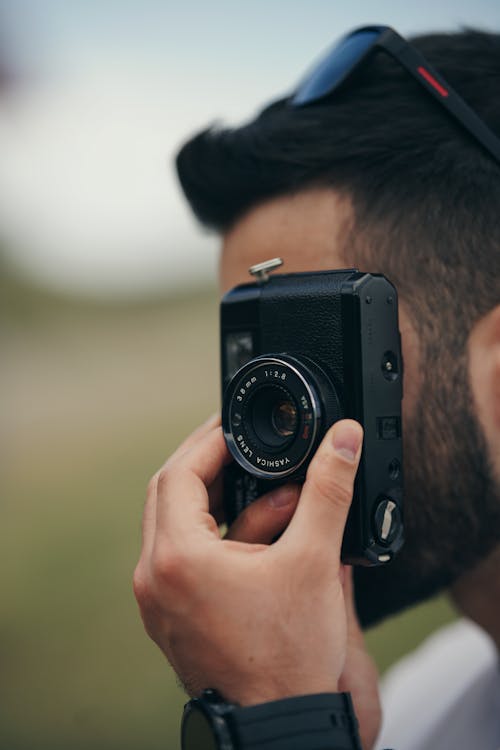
top-left (221, 259), bottom-right (404, 565)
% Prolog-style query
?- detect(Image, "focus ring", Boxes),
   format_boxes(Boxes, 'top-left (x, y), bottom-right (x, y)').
top-left (222, 354), bottom-right (340, 480)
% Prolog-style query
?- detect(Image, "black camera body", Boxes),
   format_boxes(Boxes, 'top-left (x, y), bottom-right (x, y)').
top-left (220, 266), bottom-right (404, 566)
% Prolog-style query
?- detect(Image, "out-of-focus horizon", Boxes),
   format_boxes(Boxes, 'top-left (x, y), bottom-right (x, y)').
top-left (1, 0), bottom-right (499, 298)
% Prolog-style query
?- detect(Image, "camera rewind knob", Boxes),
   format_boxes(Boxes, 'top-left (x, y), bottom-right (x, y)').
top-left (373, 496), bottom-right (402, 546)
top-left (249, 257), bottom-right (284, 283)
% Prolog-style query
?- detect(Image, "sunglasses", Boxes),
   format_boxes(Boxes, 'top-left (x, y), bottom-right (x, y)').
top-left (291, 25), bottom-right (500, 165)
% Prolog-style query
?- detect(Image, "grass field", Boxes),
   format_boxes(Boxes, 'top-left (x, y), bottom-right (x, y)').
top-left (1, 269), bottom-right (457, 749)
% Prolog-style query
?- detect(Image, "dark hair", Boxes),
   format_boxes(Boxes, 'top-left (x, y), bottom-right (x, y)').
top-left (176, 29), bottom-right (500, 336)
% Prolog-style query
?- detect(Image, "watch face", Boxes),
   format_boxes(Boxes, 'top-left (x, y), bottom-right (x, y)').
top-left (182, 705), bottom-right (218, 750)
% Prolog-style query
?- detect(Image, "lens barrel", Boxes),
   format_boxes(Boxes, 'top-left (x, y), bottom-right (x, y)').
top-left (222, 355), bottom-right (341, 479)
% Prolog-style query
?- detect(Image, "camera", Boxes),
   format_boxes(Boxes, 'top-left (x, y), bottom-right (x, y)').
top-left (220, 260), bottom-right (404, 566)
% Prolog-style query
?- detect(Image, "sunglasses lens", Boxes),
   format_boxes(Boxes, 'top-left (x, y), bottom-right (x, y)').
top-left (292, 29), bottom-right (380, 106)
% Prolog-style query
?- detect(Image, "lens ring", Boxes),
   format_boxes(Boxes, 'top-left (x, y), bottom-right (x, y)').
top-left (222, 355), bottom-right (329, 479)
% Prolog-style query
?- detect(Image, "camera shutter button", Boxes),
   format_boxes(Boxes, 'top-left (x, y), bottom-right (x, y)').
top-left (248, 257), bottom-right (283, 282)
top-left (373, 496), bottom-right (401, 546)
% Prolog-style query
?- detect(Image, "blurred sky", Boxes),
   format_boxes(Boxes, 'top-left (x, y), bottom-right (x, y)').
top-left (0, 0), bottom-right (499, 297)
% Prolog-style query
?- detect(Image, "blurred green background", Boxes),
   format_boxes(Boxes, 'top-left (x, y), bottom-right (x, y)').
top-left (5, 2), bottom-right (494, 747)
top-left (1, 263), bottom-right (457, 750)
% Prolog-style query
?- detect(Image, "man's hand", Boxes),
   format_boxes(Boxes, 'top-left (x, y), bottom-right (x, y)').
top-left (133, 416), bottom-right (381, 749)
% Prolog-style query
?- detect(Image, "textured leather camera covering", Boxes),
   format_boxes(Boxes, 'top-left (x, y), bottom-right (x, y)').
top-left (259, 270), bottom-right (355, 388)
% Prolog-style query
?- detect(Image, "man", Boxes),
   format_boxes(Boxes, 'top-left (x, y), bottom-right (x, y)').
top-left (133, 26), bottom-right (500, 749)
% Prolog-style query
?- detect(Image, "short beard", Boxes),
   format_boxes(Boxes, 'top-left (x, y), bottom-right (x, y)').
top-left (354, 343), bottom-right (500, 629)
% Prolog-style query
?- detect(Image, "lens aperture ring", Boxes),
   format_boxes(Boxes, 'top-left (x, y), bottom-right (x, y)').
top-left (223, 355), bottom-right (328, 479)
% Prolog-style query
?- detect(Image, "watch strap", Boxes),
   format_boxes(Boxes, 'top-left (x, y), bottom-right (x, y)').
top-left (229, 692), bottom-right (363, 750)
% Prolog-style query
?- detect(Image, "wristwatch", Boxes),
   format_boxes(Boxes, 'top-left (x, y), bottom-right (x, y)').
top-left (181, 689), bottom-right (363, 750)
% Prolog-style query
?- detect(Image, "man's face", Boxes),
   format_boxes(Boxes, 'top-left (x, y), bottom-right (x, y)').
top-left (219, 187), bottom-right (499, 627)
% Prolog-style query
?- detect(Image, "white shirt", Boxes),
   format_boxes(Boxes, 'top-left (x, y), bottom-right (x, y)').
top-left (376, 618), bottom-right (500, 750)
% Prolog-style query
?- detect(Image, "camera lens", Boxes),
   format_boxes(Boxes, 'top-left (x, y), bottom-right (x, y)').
top-left (222, 355), bottom-right (341, 479)
top-left (248, 386), bottom-right (298, 449)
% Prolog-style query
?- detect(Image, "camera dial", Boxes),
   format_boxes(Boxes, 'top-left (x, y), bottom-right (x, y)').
top-left (222, 355), bottom-right (341, 479)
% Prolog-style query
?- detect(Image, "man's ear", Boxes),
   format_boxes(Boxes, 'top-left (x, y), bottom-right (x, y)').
top-left (468, 303), bottom-right (500, 481)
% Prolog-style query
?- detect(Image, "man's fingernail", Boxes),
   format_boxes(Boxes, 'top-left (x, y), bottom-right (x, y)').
top-left (332, 422), bottom-right (363, 462)
top-left (268, 485), bottom-right (297, 508)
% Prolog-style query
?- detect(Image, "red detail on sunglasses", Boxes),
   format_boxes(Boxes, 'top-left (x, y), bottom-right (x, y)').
top-left (417, 66), bottom-right (449, 98)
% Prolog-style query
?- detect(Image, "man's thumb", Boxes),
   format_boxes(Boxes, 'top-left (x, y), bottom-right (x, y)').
top-left (282, 419), bottom-right (363, 553)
